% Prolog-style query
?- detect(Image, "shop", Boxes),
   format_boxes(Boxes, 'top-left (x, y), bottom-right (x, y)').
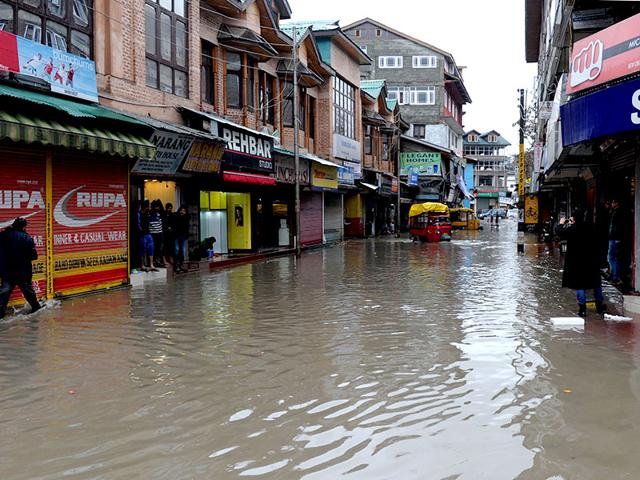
top-left (0, 83), bottom-right (155, 303)
top-left (306, 159), bottom-right (341, 246)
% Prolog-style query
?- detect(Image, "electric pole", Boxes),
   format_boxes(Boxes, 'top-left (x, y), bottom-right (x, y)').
top-left (293, 25), bottom-right (301, 258)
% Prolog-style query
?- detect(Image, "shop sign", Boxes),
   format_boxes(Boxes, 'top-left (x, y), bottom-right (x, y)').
top-left (400, 152), bottom-right (442, 176)
top-left (380, 176), bottom-right (393, 196)
top-left (338, 165), bottom-right (356, 185)
top-left (333, 133), bottom-right (362, 162)
top-left (182, 141), bottom-right (225, 174)
top-left (274, 156), bottom-right (310, 185)
top-left (311, 163), bottom-right (338, 190)
top-left (0, 31), bottom-right (98, 102)
top-left (567, 12), bottom-right (640, 95)
top-left (210, 120), bottom-right (274, 173)
top-left (133, 130), bottom-right (194, 175)
top-left (408, 171), bottom-right (419, 186)
top-left (525, 194), bottom-right (539, 225)
top-left (562, 75), bottom-right (640, 146)
top-left (391, 178), bottom-right (399, 194)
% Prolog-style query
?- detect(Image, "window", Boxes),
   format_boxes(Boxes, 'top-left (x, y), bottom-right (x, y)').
top-left (299, 90), bottom-right (305, 131)
top-left (145, 0), bottom-right (188, 97)
top-left (412, 55), bottom-right (437, 68)
top-left (364, 125), bottom-right (373, 155)
top-left (333, 76), bottom-right (356, 139)
top-left (355, 29), bottom-right (360, 37)
top-left (1, 0), bottom-right (93, 57)
top-left (413, 124), bottom-right (425, 139)
top-left (282, 81), bottom-right (294, 127)
top-left (226, 52), bottom-right (242, 108)
top-left (201, 40), bottom-right (214, 105)
top-left (479, 176), bottom-right (493, 187)
top-left (246, 57), bottom-right (255, 111)
top-left (487, 134), bottom-right (497, 142)
top-left (409, 86), bottom-right (435, 105)
top-left (258, 72), bottom-right (275, 125)
top-left (378, 56), bottom-right (403, 69)
top-left (376, 28), bottom-right (381, 37)
top-left (382, 135), bottom-right (389, 160)
top-left (467, 133), bottom-right (478, 142)
top-left (309, 97), bottom-right (315, 139)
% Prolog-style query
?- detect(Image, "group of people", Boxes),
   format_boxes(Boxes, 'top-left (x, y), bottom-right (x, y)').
top-left (137, 200), bottom-right (190, 273)
top-left (556, 198), bottom-right (626, 318)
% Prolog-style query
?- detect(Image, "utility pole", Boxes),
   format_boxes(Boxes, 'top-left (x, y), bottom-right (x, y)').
top-left (395, 131), bottom-right (401, 238)
top-left (518, 88), bottom-right (526, 233)
top-left (293, 25), bottom-right (302, 258)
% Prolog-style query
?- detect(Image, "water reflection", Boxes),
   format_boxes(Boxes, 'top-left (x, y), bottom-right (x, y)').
top-left (1, 223), bottom-right (640, 479)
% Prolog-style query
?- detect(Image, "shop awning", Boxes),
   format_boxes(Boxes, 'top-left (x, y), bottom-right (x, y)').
top-left (218, 25), bottom-right (278, 61)
top-left (0, 83), bottom-right (156, 159)
top-left (360, 182), bottom-right (379, 191)
top-left (223, 171), bottom-right (276, 186)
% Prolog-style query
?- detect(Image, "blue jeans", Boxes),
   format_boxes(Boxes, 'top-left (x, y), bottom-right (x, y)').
top-left (608, 240), bottom-right (621, 281)
top-left (576, 287), bottom-right (603, 305)
top-left (175, 236), bottom-right (188, 266)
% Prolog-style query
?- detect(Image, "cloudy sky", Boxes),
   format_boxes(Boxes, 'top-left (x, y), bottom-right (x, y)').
top-left (289, 0), bottom-right (538, 154)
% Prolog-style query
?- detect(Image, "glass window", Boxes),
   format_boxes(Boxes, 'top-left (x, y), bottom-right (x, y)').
top-left (364, 125), bottom-right (372, 155)
top-left (174, 70), bottom-right (187, 98)
top-left (174, 0), bottom-right (184, 17)
top-left (22, 0), bottom-right (40, 8)
top-left (144, 4), bottom-right (155, 55)
top-left (47, 0), bottom-right (65, 19)
top-left (72, 0), bottom-right (89, 27)
top-left (159, 0), bottom-right (171, 11)
top-left (309, 97), bottom-right (315, 139)
top-left (333, 76), bottom-right (355, 138)
top-left (160, 12), bottom-right (171, 60)
top-left (259, 72), bottom-right (275, 125)
top-left (226, 52), bottom-right (242, 108)
top-left (413, 124), bottom-right (426, 138)
top-left (282, 81), bottom-right (294, 127)
top-left (378, 56), bottom-right (403, 69)
top-left (175, 20), bottom-right (186, 67)
top-left (246, 57), bottom-right (255, 111)
top-left (146, 58), bottom-right (158, 88)
top-left (412, 56), bottom-right (437, 68)
top-left (159, 63), bottom-right (172, 93)
top-left (18, 10), bottom-right (41, 42)
top-left (70, 29), bottom-right (89, 57)
top-left (46, 20), bottom-right (68, 50)
top-left (201, 40), bottom-right (214, 104)
top-left (0, 2), bottom-right (14, 32)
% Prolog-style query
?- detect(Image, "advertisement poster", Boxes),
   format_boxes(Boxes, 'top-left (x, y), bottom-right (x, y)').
top-left (311, 163), bottom-right (338, 190)
top-left (133, 130), bottom-right (194, 175)
top-left (52, 157), bottom-right (128, 295)
top-left (182, 141), bottom-right (225, 174)
top-left (400, 152), bottom-right (442, 176)
top-left (226, 193), bottom-right (251, 250)
top-left (568, 12), bottom-right (640, 94)
top-left (0, 155), bottom-right (47, 302)
top-left (0, 31), bottom-right (98, 102)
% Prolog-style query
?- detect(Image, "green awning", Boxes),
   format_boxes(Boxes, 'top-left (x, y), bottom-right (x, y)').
top-left (0, 83), bottom-right (155, 159)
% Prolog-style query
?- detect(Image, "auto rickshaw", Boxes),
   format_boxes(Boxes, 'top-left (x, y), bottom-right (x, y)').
top-left (450, 208), bottom-right (482, 230)
top-left (408, 202), bottom-right (452, 242)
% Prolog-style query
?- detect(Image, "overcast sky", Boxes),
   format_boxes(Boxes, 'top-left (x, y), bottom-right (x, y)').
top-left (289, 0), bottom-right (537, 154)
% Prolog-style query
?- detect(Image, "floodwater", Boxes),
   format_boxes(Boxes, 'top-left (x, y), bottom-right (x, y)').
top-left (1, 222), bottom-right (639, 480)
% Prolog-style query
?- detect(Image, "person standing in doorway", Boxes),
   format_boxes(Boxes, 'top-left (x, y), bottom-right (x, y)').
top-left (149, 200), bottom-right (165, 268)
top-left (608, 198), bottom-right (623, 286)
top-left (0, 218), bottom-right (42, 319)
top-left (163, 203), bottom-right (175, 266)
top-left (174, 205), bottom-right (190, 273)
top-left (138, 200), bottom-right (157, 272)
top-left (556, 209), bottom-right (606, 317)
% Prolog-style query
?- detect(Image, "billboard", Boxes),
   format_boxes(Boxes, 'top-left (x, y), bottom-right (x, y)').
top-left (0, 31), bottom-right (98, 102)
top-left (132, 130), bottom-right (194, 175)
top-left (400, 152), bottom-right (442, 176)
top-left (567, 12), bottom-right (640, 95)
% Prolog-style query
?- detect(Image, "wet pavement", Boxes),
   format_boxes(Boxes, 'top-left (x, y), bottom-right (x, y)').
top-left (1, 221), bottom-right (639, 479)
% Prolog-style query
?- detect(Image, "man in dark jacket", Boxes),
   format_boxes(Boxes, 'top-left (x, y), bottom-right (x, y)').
top-left (173, 205), bottom-right (190, 273)
top-left (0, 218), bottom-right (42, 319)
top-left (608, 198), bottom-right (623, 284)
top-left (556, 209), bottom-right (605, 317)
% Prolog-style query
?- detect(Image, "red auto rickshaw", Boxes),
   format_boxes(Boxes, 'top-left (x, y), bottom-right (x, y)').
top-left (409, 202), bottom-right (452, 242)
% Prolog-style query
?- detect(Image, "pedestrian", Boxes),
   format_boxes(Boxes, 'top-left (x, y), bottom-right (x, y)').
top-left (163, 202), bottom-right (175, 266)
top-left (138, 200), bottom-right (157, 272)
top-left (556, 209), bottom-right (605, 318)
top-left (149, 200), bottom-right (165, 268)
top-left (174, 204), bottom-right (190, 273)
top-left (0, 218), bottom-right (42, 319)
top-left (608, 198), bottom-right (624, 286)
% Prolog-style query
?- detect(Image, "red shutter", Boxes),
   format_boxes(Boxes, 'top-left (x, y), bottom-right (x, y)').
top-left (0, 150), bottom-right (47, 302)
top-left (300, 191), bottom-right (323, 247)
top-left (52, 155), bottom-right (129, 295)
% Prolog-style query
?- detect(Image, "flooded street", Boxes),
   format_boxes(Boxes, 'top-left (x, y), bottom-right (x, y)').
top-left (2, 222), bottom-right (640, 480)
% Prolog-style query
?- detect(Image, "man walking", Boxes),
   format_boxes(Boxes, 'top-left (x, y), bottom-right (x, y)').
top-left (608, 198), bottom-right (623, 285)
top-left (0, 218), bottom-right (42, 319)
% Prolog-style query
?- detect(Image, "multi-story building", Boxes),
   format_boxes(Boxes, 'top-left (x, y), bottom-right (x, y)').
top-left (526, 1), bottom-right (640, 291)
top-left (343, 18), bottom-right (471, 156)
top-left (463, 130), bottom-right (512, 211)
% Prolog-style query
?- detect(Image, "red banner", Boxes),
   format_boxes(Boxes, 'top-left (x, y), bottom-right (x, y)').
top-left (52, 157), bottom-right (128, 295)
top-left (568, 12), bottom-right (640, 94)
top-left (0, 153), bottom-right (47, 302)
top-left (0, 31), bottom-right (19, 73)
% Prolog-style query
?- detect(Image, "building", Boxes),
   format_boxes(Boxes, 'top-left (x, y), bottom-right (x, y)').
top-left (463, 130), bottom-right (513, 211)
top-left (343, 18), bottom-right (471, 156)
top-left (525, 1), bottom-right (640, 291)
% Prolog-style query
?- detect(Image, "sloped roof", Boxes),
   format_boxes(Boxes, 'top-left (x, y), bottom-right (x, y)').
top-left (225, 0), bottom-right (292, 19)
top-left (386, 98), bottom-right (398, 111)
top-left (463, 130), bottom-right (511, 147)
top-left (360, 79), bottom-right (386, 99)
top-left (280, 20), bottom-right (340, 34)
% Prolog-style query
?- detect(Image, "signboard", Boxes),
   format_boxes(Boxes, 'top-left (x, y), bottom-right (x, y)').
top-left (562, 75), bottom-right (640, 146)
top-left (391, 178), bottom-right (399, 194)
top-left (274, 156), bottom-right (310, 185)
top-left (525, 194), bottom-right (539, 225)
top-left (533, 142), bottom-right (543, 173)
top-left (333, 133), bottom-right (362, 162)
top-left (567, 12), bottom-right (640, 95)
top-left (539, 101), bottom-right (553, 120)
top-left (408, 171), bottom-right (419, 186)
top-left (133, 130), bottom-right (194, 175)
top-left (311, 163), bottom-right (338, 190)
top-left (52, 157), bottom-right (128, 295)
top-left (0, 154), bottom-right (47, 302)
top-left (210, 120), bottom-right (274, 173)
top-left (182, 141), bottom-right (225, 174)
top-left (518, 144), bottom-right (525, 198)
top-left (0, 31), bottom-right (98, 102)
top-left (338, 165), bottom-right (356, 185)
top-left (400, 152), bottom-right (442, 176)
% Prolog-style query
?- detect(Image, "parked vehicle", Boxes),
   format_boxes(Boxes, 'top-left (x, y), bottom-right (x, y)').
top-left (450, 208), bottom-right (482, 230)
top-left (409, 203), bottom-right (452, 242)
top-left (478, 208), bottom-right (507, 220)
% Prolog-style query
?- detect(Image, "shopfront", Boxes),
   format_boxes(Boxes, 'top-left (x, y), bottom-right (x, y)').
top-left (311, 161), bottom-right (342, 244)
